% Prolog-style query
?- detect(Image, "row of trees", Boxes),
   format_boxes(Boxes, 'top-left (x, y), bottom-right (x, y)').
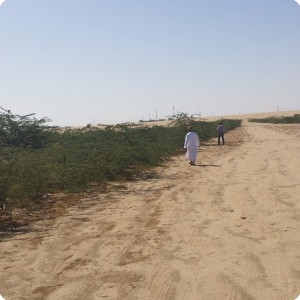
top-left (0, 108), bottom-right (241, 211)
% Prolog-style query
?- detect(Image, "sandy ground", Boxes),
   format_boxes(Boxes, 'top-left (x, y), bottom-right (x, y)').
top-left (1, 112), bottom-right (300, 300)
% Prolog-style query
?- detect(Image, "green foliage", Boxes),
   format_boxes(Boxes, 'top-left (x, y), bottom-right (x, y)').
top-left (0, 112), bottom-right (241, 210)
top-left (248, 114), bottom-right (300, 124)
top-left (0, 106), bottom-right (52, 148)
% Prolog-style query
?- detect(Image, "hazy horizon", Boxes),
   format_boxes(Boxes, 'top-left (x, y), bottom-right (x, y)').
top-left (1, 1), bottom-right (299, 126)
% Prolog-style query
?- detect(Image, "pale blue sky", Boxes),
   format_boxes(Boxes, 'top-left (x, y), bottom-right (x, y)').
top-left (0, 1), bottom-right (299, 126)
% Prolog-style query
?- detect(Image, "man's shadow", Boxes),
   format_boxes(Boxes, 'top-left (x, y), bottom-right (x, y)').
top-left (196, 164), bottom-right (221, 167)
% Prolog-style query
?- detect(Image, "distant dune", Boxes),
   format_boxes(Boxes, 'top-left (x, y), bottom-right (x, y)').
top-left (203, 109), bottom-right (300, 121)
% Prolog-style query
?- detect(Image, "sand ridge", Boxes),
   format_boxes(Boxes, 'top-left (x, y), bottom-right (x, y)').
top-left (0, 112), bottom-right (300, 299)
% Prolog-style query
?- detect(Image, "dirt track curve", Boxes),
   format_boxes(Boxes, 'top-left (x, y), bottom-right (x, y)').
top-left (1, 120), bottom-right (300, 300)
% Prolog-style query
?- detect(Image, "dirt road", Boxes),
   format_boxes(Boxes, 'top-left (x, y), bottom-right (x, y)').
top-left (1, 120), bottom-right (300, 300)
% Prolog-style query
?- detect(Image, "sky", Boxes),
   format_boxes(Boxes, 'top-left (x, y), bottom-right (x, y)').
top-left (0, 1), bottom-right (299, 126)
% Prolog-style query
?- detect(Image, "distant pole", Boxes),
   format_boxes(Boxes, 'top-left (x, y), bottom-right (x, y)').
top-left (156, 110), bottom-right (158, 120)
top-left (149, 114), bottom-right (151, 120)
top-left (277, 106), bottom-right (279, 112)
top-left (173, 106), bottom-right (175, 115)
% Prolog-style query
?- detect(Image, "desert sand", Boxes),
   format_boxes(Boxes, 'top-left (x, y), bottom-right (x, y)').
top-left (1, 111), bottom-right (300, 300)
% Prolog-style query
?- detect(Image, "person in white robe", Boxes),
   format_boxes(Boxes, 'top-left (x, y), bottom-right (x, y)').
top-left (184, 126), bottom-right (200, 165)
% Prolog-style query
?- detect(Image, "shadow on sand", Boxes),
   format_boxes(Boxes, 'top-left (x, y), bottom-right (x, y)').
top-left (196, 164), bottom-right (222, 167)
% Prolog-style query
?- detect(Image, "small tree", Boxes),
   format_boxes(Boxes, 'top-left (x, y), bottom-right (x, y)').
top-left (0, 107), bottom-right (51, 148)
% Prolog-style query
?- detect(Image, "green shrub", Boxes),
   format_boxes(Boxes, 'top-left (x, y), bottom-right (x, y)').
top-left (0, 106), bottom-right (52, 148)
top-left (0, 111), bottom-right (241, 210)
top-left (248, 114), bottom-right (300, 124)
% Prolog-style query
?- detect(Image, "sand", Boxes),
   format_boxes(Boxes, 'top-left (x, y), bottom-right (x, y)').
top-left (1, 111), bottom-right (300, 300)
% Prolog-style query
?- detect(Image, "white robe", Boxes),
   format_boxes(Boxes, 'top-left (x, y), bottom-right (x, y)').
top-left (184, 131), bottom-right (200, 161)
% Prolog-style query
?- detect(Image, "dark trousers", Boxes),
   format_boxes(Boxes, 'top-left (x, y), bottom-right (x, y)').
top-left (218, 132), bottom-right (224, 145)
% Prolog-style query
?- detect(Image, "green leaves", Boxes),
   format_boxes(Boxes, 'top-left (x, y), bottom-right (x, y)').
top-left (248, 114), bottom-right (300, 124)
top-left (0, 114), bottom-right (241, 210)
top-left (0, 107), bottom-right (52, 148)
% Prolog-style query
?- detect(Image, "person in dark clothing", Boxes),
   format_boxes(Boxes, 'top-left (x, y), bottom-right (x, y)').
top-left (217, 122), bottom-right (225, 145)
